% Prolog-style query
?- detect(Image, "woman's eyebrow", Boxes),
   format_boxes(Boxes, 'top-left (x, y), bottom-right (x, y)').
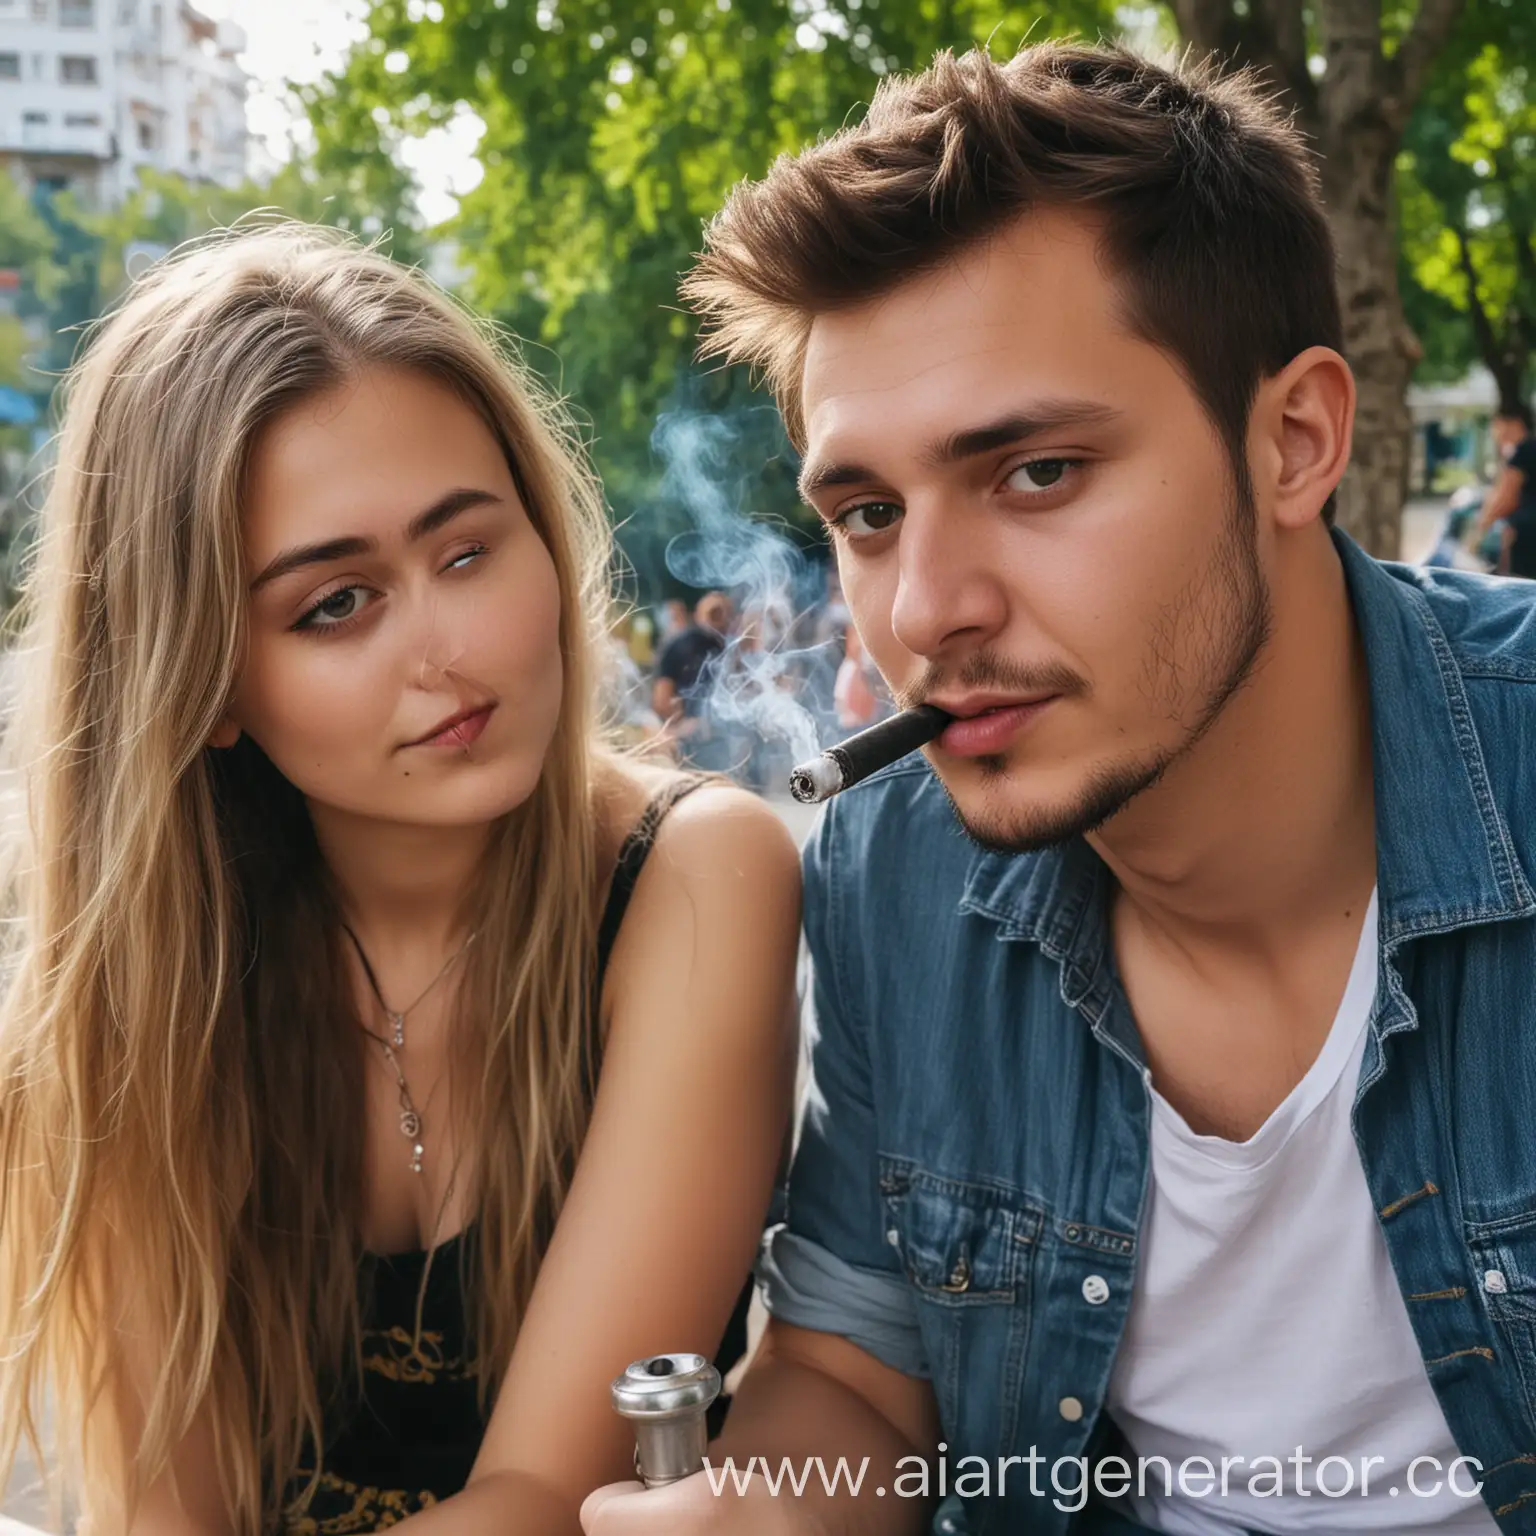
top-left (248, 487), bottom-right (503, 592)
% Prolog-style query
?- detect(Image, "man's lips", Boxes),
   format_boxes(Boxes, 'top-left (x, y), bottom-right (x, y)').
top-left (407, 704), bottom-right (495, 749)
top-left (932, 696), bottom-right (1059, 757)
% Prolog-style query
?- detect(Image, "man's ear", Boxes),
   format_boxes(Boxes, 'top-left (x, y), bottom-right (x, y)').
top-left (207, 717), bottom-right (241, 750)
top-left (1252, 346), bottom-right (1355, 530)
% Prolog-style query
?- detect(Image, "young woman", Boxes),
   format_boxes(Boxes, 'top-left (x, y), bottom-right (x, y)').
top-left (0, 225), bottom-right (800, 1536)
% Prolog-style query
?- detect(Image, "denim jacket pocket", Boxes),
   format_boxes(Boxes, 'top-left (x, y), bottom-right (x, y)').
top-left (1465, 1209), bottom-right (1536, 1415)
top-left (878, 1156), bottom-right (1043, 1461)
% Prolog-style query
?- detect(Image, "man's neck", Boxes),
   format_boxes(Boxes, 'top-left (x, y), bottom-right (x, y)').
top-left (1089, 527), bottom-right (1377, 962)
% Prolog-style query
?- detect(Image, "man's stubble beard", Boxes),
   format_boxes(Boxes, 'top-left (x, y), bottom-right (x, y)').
top-left (952, 480), bottom-right (1274, 856)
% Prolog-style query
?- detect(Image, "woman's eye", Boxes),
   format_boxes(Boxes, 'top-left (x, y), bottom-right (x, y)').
top-left (297, 586), bottom-right (372, 630)
top-left (446, 543), bottom-right (488, 570)
top-left (1006, 458), bottom-right (1074, 492)
top-left (836, 502), bottom-right (903, 539)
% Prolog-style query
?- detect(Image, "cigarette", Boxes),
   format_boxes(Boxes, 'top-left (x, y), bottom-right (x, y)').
top-left (789, 704), bottom-right (953, 804)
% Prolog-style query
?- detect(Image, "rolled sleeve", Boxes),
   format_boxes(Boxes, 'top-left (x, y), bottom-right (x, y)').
top-left (757, 1225), bottom-right (929, 1378)
top-left (762, 804), bottom-right (929, 1379)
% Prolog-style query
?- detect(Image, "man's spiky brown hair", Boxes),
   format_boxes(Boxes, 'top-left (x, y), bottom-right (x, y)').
top-left (682, 40), bottom-right (1342, 509)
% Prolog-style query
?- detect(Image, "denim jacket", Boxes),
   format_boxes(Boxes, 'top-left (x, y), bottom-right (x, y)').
top-left (760, 532), bottom-right (1536, 1534)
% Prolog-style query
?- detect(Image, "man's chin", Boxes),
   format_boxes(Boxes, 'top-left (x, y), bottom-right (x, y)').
top-left (936, 751), bottom-right (1171, 856)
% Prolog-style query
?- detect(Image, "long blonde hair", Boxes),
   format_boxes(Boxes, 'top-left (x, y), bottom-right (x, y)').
top-left (0, 225), bottom-right (616, 1533)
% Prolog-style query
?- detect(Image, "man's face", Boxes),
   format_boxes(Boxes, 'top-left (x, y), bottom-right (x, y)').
top-left (1492, 415), bottom-right (1528, 456)
top-left (697, 593), bottom-right (733, 633)
top-left (798, 209), bottom-right (1270, 852)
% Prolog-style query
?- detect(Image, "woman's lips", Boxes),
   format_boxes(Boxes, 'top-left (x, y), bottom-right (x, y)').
top-left (938, 699), bottom-right (1057, 758)
top-left (414, 705), bottom-right (495, 750)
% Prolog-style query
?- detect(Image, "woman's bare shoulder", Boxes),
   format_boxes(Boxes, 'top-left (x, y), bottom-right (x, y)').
top-left (594, 756), bottom-right (797, 878)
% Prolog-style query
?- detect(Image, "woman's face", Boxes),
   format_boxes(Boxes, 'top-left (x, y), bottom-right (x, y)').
top-left (223, 365), bottom-right (564, 830)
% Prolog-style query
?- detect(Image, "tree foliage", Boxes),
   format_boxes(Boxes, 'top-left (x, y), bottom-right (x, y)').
top-left (26, 158), bottom-right (424, 382)
top-left (1398, 0), bottom-right (1535, 411)
top-left (0, 168), bottom-right (64, 392)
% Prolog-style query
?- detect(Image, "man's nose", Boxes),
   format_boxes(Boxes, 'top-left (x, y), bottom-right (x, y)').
top-left (889, 501), bottom-right (1007, 662)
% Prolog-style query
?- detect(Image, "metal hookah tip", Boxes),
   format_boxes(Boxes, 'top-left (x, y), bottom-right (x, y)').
top-left (610, 1353), bottom-right (721, 1488)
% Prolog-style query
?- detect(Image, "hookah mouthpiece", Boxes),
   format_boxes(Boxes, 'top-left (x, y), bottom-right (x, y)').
top-left (610, 1353), bottom-right (722, 1488)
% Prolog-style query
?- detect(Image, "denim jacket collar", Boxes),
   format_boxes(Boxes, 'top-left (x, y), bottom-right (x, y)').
top-left (958, 529), bottom-right (1536, 975)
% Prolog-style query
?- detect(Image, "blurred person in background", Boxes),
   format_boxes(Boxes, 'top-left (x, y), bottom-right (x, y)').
top-left (651, 589), bottom-right (734, 772)
top-left (601, 609), bottom-right (664, 747)
top-left (0, 225), bottom-right (800, 1536)
top-left (833, 625), bottom-right (889, 734)
top-left (1476, 403), bottom-right (1536, 578)
top-left (656, 596), bottom-right (690, 648)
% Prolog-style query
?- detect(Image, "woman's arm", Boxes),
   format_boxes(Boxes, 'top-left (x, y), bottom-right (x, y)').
top-left (399, 785), bottom-right (802, 1535)
top-left (114, 1349), bottom-right (233, 1536)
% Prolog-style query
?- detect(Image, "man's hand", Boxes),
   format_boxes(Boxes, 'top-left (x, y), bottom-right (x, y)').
top-left (580, 1470), bottom-right (823, 1536)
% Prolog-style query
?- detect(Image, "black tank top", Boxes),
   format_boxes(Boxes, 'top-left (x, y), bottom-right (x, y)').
top-left (281, 778), bottom-right (751, 1533)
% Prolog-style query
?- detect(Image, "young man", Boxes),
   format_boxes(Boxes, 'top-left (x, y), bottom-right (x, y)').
top-left (583, 42), bottom-right (1536, 1536)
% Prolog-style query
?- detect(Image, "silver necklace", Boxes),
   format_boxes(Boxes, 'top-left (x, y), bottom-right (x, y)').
top-left (342, 925), bottom-right (477, 1175)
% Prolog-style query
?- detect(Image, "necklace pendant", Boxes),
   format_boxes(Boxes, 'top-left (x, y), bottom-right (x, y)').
top-left (399, 1109), bottom-right (421, 1139)
top-left (410, 1144), bottom-right (424, 1175)
top-left (391, 1013), bottom-right (405, 1049)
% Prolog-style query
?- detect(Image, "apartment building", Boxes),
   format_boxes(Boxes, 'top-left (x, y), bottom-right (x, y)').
top-left (0, 0), bottom-right (248, 206)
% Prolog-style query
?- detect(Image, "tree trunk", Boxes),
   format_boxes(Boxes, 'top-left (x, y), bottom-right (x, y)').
top-left (1313, 21), bottom-right (1418, 558)
top-left (1450, 225), bottom-right (1530, 416)
top-left (1171, 0), bottom-right (1466, 557)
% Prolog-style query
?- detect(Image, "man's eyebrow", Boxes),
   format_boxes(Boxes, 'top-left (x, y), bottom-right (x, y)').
top-left (798, 401), bottom-right (1122, 505)
top-left (924, 403), bottom-right (1123, 467)
top-left (249, 487), bottom-right (503, 592)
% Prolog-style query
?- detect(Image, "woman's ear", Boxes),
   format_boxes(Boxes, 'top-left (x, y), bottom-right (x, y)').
top-left (207, 717), bottom-right (241, 750)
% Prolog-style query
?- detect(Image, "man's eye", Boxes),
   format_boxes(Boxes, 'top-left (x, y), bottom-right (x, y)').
top-left (1006, 459), bottom-right (1074, 492)
top-left (836, 501), bottom-right (903, 538)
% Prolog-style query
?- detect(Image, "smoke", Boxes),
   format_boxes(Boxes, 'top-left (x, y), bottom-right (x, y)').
top-left (650, 406), bottom-right (835, 768)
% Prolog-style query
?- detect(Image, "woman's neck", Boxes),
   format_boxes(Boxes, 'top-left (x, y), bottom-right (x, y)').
top-left (310, 802), bottom-right (493, 952)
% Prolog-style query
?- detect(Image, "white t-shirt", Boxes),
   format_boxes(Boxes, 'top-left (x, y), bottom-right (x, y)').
top-left (1107, 891), bottom-right (1495, 1533)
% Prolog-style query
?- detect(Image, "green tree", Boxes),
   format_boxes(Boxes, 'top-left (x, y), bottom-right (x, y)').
top-left (0, 167), bottom-right (64, 392)
top-left (31, 157), bottom-right (425, 379)
top-left (1398, 0), bottom-right (1534, 415)
top-left (307, 0), bottom-right (1126, 595)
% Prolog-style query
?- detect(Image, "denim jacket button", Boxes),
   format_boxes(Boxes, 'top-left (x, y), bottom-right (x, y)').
top-left (1484, 1269), bottom-right (1508, 1294)
top-left (886, 1228), bottom-right (901, 1247)
top-left (1058, 1396), bottom-right (1084, 1422)
top-left (944, 1256), bottom-right (972, 1291)
top-left (1081, 1274), bottom-right (1110, 1305)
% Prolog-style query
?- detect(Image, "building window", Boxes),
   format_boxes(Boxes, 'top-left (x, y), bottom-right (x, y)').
top-left (59, 0), bottom-right (94, 24)
top-left (136, 118), bottom-right (157, 150)
top-left (0, 55), bottom-right (20, 82)
top-left (29, 0), bottom-right (49, 20)
top-left (60, 55), bottom-right (99, 84)
top-left (64, 112), bottom-right (102, 127)
top-left (22, 110), bottom-right (48, 148)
